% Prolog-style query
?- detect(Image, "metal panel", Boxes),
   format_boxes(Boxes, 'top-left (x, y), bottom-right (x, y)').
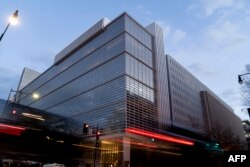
top-left (167, 55), bottom-right (207, 135)
top-left (54, 18), bottom-right (110, 64)
top-left (146, 23), bottom-right (171, 130)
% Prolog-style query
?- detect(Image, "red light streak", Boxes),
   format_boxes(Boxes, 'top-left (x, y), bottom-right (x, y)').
top-left (125, 128), bottom-right (194, 146)
top-left (0, 123), bottom-right (25, 136)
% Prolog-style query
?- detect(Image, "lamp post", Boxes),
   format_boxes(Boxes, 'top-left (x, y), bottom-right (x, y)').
top-left (9, 88), bottom-right (39, 103)
top-left (0, 88), bottom-right (39, 122)
top-left (11, 89), bottom-right (40, 113)
top-left (0, 10), bottom-right (19, 42)
top-left (238, 73), bottom-right (250, 84)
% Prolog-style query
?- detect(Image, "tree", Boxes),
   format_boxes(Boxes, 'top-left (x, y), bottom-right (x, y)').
top-left (240, 64), bottom-right (250, 106)
top-left (210, 122), bottom-right (247, 151)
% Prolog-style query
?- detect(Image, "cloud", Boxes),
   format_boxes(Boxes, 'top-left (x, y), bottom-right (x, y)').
top-left (234, 106), bottom-right (249, 120)
top-left (0, 67), bottom-right (20, 99)
top-left (136, 5), bottom-right (152, 16)
top-left (0, 49), bottom-right (54, 100)
top-left (157, 20), bottom-right (187, 49)
top-left (205, 20), bottom-right (238, 46)
top-left (22, 49), bottom-right (55, 72)
top-left (188, 62), bottom-right (215, 77)
top-left (245, 64), bottom-right (250, 72)
top-left (124, 4), bottom-right (153, 25)
top-left (128, 1), bottom-right (249, 121)
top-left (172, 29), bottom-right (187, 44)
top-left (220, 89), bottom-right (240, 104)
top-left (167, 1), bottom-right (250, 121)
top-left (221, 89), bottom-right (236, 97)
top-left (187, 0), bottom-right (245, 17)
top-left (246, 9), bottom-right (250, 22)
top-left (202, 0), bottom-right (235, 16)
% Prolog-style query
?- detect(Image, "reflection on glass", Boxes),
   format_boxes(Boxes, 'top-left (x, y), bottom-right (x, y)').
top-left (126, 77), bottom-right (154, 102)
top-left (22, 112), bottom-right (45, 121)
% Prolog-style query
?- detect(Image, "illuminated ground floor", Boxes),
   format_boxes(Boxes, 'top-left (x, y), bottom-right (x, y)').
top-left (0, 123), bottom-right (223, 167)
top-left (75, 129), bottom-right (223, 167)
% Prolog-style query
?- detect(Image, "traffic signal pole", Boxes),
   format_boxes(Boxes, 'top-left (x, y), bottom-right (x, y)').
top-left (82, 123), bottom-right (100, 167)
top-left (94, 126), bottom-right (100, 167)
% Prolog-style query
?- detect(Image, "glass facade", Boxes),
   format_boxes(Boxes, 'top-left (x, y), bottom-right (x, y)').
top-left (19, 17), bottom-right (126, 106)
top-left (17, 14), bottom-right (157, 137)
top-left (167, 55), bottom-right (208, 135)
top-left (124, 16), bottom-right (157, 131)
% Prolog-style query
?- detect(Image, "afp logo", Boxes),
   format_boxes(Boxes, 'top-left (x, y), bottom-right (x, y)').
top-left (224, 152), bottom-right (249, 167)
top-left (228, 155), bottom-right (246, 162)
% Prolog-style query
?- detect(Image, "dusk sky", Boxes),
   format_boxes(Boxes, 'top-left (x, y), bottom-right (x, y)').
top-left (0, 0), bottom-right (250, 120)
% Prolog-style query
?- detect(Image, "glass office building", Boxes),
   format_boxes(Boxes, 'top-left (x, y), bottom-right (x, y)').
top-left (18, 13), bottom-right (159, 135)
top-left (15, 13), bottom-right (167, 166)
top-left (9, 12), bottom-right (245, 166)
top-left (167, 55), bottom-right (209, 135)
top-left (167, 55), bottom-right (247, 151)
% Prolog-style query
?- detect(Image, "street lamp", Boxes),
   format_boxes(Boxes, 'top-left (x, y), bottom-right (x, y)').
top-left (10, 89), bottom-right (39, 112)
top-left (1, 88), bottom-right (40, 122)
top-left (238, 73), bottom-right (250, 84)
top-left (10, 89), bottom-right (40, 102)
top-left (0, 10), bottom-right (19, 42)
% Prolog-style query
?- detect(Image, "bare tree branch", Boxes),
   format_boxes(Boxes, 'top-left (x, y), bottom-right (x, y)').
top-left (240, 65), bottom-right (250, 106)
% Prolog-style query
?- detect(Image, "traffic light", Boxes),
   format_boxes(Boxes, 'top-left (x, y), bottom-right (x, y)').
top-left (83, 123), bottom-right (89, 134)
top-left (248, 108), bottom-right (250, 118)
top-left (95, 130), bottom-right (101, 148)
top-left (204, 142), bottom-right (223, 153)
top-left (96, 131), bottom-right (100, 140)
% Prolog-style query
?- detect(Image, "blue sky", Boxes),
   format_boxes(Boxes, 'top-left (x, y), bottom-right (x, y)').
top-left (0, 0), bottom-right (250, 120)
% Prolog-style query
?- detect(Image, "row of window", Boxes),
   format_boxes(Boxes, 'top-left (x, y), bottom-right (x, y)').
top-left (48, 102), bottom-right (126, 136)
top-left (125, 55), bottom-right (153, 88)
top-left (169, 58), bottom-right (188, 76)
top-left (170, 69), bottom-right (204, 109)
top-left (125, 34), bottom-right (153, 67)
top-left (17, 15), bottom-right (158, 135)
top-left (20, 32), bottom-right (153, 108)
top-left (173, 106), bottom-right (200, 121)
top-left (172, 90), bottom-right (201, 112)
top-left (169, 57), bottom-right (207, 133)
top-left (170, 73), bottom-right (204, 97)
top-left (126, 74), bottom-right (157, 131)
top-left (125, 15), bottom-right (152, 50)
top-left (28, 55), bottom-right (126, 110)
top-left (20, 34), bottom-right (126, 106)
top-left (126, 77), bottom-right (154, 102)
top-left (46, 77), bottom-right (126, 118)
top-left (172, 117), bottom-right (204, 133)
top-left (173, 116), bottom-right (199, 129)
top-left (20, 15), bottom-right (127, 101)
top-left (20, 15), bottom-right (152, 103)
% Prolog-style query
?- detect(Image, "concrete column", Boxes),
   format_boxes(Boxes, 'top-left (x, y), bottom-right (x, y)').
top-left (122, 137), bottom-right (130, 167)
